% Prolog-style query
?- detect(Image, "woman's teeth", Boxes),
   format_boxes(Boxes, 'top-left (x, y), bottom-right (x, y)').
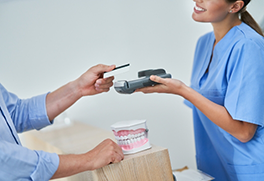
top-left (195, 5), bottom-right (206, 12)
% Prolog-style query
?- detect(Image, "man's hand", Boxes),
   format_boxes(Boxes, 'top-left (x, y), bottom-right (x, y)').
top-left (51, 139), bottom-right (124, 179)
top-left (46, 64), bottom-right (116, 121)
top-left (76, 64), bottom-right (116, 96)
top-left (84, 139), bottom-right (124, 170)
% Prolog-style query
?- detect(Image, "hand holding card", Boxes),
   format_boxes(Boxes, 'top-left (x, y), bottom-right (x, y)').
top-left (104, 63), bottom-right (130, 78)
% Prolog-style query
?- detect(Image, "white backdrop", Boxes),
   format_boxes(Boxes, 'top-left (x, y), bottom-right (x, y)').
top-left (0, 0), bottom-right (263, 170)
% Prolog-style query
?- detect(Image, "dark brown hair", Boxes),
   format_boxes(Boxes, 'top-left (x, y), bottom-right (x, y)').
top-left (228, 0), bottom-right (264, 36)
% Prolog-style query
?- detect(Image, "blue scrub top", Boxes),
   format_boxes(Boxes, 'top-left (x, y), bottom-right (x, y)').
top-left (185, 22), bottom-right (264, 181)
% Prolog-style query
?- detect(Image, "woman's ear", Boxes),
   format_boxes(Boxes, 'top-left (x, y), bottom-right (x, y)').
top-left (229, 1), bottom-right (244, 14)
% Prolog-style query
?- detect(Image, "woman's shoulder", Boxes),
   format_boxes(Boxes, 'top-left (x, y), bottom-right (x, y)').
top-left (234, 23), bottom-right (264, 49)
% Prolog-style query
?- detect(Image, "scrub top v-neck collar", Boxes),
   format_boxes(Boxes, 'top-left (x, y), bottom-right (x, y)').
top-left (198, 23), bottom-right (242, 89)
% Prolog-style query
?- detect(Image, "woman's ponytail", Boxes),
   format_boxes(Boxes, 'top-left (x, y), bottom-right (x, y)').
top-left (240, 9), bottom-right (264, 37)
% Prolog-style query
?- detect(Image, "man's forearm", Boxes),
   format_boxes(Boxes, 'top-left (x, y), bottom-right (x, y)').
top-left (50, 139), bottom-right (124, 179)
top-left (46, 81), bottom-right (82, 121)
top-left (51, 154), bottom-right (87, 179)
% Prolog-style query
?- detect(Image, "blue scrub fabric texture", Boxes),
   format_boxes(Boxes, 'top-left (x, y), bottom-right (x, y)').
top-left (184, 22), bottom-right (264, 181)
top-left (0, 84), bottom-right (59, 180)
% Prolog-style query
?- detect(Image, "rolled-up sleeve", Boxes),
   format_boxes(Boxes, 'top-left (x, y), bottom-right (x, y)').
top-left (0, 140), bottom-right (59, 181)
top-left (1, 85), bottom-right (53, 132)
top-left (26, 93), bottom-right (52, 130)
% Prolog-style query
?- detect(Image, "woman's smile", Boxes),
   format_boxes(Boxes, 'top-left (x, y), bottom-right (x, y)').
top-left (194, 4), bottom-right (206, 13)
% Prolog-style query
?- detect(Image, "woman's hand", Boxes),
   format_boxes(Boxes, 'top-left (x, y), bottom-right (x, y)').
top-left (136, 75), bottom-right (185, 95)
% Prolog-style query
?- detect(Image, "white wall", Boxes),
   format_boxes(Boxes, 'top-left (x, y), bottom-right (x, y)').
top-left (0, 0), bottom-right (263, 170)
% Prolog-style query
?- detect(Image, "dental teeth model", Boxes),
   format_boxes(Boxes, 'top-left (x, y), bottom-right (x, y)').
top-left (111, 120), bottom-right (152, 154)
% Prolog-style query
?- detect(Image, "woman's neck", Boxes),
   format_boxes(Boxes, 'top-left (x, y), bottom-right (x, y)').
top-left (212, 15), bottom-right (242, 45)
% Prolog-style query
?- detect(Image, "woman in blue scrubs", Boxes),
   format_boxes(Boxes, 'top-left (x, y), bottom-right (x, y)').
top-left (137, 0), bottom-right (264, 180)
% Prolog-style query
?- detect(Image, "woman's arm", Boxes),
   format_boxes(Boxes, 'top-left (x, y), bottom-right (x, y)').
top-left (181, 82), bottom-right (257, 143)
top-left (137, 75), bottom-right (257, 143)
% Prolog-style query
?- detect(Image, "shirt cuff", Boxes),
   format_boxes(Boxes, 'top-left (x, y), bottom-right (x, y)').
top-left (30, 151), bottom-right (59, 180)
top-left (29, 92), bottom-right (53, 130)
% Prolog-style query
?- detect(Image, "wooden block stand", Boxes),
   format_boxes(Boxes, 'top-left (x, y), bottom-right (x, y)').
top-left (21, 121), bottom-right (174, 181)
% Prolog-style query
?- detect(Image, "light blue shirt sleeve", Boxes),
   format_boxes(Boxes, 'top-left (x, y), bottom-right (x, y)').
top-left (0, 84), bottom-right (60, 180)
top-left (0, 84), bottom-right (53, 133)
top-left (0, 140), bottom-right (59, 180)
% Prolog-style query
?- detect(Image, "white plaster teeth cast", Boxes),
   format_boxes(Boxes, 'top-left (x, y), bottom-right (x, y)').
top-left (111, 120), bottom-right (152, 154)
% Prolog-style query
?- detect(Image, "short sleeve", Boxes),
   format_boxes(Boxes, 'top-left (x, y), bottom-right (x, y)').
top-left (224, 39), bottom-right (264, 126)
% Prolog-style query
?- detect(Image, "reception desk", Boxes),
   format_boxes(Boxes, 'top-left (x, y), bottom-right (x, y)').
top-left (21, 121), bottom-right (174, 181)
